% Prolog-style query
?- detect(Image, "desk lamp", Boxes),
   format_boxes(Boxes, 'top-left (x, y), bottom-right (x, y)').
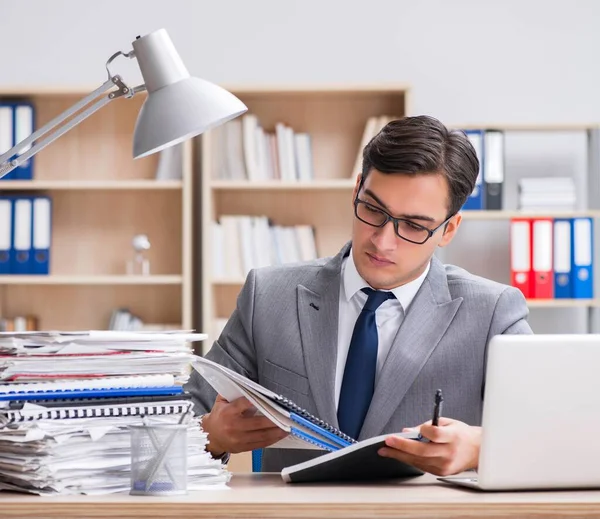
top-left (0, 28), bottom-right (247, 178)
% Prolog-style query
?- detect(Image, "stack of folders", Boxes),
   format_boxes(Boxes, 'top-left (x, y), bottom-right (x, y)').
top-left (0, 101), bottom-right (35, 181)
top-left (462, 129), bottom-right (505, 211)
top-left (510, 217), bottom-right (593, 299)
top-left (0, 330), bottom-right (231, 495)
top-left (0, 196), bottom-right (52, 275)
top-left (518, 177), bottom-right (577, 211)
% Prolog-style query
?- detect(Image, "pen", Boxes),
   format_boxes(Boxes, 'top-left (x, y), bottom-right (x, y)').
top-left (418, 389), bottom-right (443, 441)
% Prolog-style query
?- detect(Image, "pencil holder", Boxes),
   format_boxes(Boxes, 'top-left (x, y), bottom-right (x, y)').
top-left (129, 424), bottom-right (188, 496)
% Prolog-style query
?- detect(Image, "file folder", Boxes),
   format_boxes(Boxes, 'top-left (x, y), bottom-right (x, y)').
top-left (532, 218), bottom-right (554, 299)
top-left (11, 197), bottom-right (33, 274)
top-left (462, 130), bottom-right (484, 210)
top-left (483, 130), bottom-right (504, 210)
top-left (510, 218), bottom-right (532, 298)
top-left (13, 103), bottom-right (34, 180)
top-left (553, 218), bottom-right (573, 299)
top-left (0, 197), bottom-right (12, 274)
top-left (0, 103), bottom-right (15, 180)
top-left (32, 196), bottom-right (51, 275)
top-left (572, 217), bottom-right (594, 299)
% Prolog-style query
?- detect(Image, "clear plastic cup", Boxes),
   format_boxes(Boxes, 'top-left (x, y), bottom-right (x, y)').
top-left (129, 424), bottom-right (188, 496)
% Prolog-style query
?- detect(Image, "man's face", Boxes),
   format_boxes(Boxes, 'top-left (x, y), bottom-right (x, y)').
top-left (351, 169), bottom-right (461, 290)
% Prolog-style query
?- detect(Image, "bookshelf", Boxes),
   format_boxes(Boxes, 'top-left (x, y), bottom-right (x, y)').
top-left (0, 88), bottom-right (193, 331)
top-left (440, 123), bottom-right (600, 333)
top-left (197, 85), bottom-right (410, 349)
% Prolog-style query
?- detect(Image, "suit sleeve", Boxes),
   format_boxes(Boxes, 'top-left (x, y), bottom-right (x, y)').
top-left (185, 269), bottom-right (259, 415)
top-left (487, 285), bottom-right (533, 338)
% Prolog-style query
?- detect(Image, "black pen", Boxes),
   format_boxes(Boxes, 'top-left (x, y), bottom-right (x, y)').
top-left (418, 389), bottom-right (443, 441)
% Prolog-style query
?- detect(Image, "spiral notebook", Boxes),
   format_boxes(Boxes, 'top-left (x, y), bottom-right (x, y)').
top-left (1, 400), bottom-right (193, 425)
top-left (192, 357), bottom-right (356, 451)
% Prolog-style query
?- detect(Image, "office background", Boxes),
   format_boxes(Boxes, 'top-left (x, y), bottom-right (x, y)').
top-left (0, 0), bottom-right (597, 338)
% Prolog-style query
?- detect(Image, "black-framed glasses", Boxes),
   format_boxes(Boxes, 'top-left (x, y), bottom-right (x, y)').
top-left (353, 198), bottom-right (454, 245)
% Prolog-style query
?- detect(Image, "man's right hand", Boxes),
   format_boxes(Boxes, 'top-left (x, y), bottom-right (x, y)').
top-left (202, 394), bottom-right (289, 456)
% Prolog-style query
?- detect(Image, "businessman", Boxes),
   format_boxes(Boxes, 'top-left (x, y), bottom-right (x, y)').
top-left (187, 115), bottom-right (533, 476)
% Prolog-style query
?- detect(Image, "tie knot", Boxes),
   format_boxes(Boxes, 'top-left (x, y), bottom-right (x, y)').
top-left (361, 287), bottom-right (395, 312)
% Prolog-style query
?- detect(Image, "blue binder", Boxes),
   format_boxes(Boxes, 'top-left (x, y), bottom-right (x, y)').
top-left (0, 103), bottom-right (16, 181)
top-left (31, 196), bottom-right (51, 275)
top-left (553, 218), bottom-right (573, 299)
top-left (11, 197), bottom-right (33, 275)
top-left (13, 102), bottom-right (35, 180)
top-left (462, 130), bottom-right (484, 210)
top-left (572, 217), bottom-right (594, 299)
top-left (0, 196), bottom-right (12, 274)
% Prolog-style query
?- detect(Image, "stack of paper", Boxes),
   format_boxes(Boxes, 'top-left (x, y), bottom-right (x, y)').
top-left (0, 330), bottom-right (230, 495)
top-left (518, 177), bottom-right (577, 211)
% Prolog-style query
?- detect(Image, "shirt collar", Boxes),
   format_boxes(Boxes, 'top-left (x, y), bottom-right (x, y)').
top-left (342, 248), bottom-right (430, 311)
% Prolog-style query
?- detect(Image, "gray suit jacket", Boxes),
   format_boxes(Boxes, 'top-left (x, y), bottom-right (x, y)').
top-left (187, 242), bottom-right (533, 472)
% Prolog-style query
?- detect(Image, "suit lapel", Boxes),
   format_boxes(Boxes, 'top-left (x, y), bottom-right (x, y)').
top-left (358, 256), bottom-right (463, 440)
top-left (297, 243), bottom-right (350, 429)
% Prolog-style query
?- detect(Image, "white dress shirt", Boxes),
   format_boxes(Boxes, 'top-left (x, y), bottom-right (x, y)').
top-left (334, 249), bottom-right (430, 410)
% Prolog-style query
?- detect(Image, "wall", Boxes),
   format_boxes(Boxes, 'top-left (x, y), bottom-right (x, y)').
top-left (0, 0), bottom-right (598, 125)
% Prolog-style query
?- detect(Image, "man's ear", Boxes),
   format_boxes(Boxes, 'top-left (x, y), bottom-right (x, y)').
top-left (438, 214), bottom-right (462, 248)
top-left (352, 174), bottom-right (362, 204)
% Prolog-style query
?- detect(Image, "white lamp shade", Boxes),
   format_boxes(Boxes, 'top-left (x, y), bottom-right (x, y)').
top-left (133, 76), bottom-right (247, 158)
top-left (131, 29), bottom-right (247, 158)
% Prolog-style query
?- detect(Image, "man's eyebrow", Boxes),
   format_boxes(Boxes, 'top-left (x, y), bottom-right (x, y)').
top-left (363, 188), bottom-right (436, 223)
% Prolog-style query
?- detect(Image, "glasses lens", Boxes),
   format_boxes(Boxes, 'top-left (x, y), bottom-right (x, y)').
top-left (396, 220), bottom-right (430, 244)
top-left (356, 202), bottom-right (388, 226)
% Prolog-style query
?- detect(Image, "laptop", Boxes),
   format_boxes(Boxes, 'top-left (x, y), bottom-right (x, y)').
top-left (438, 334), bottom-right (600, 491)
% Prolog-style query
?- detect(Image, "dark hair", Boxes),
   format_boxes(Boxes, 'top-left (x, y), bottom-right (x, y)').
top-left (360, 115), bottom-right (479, 217)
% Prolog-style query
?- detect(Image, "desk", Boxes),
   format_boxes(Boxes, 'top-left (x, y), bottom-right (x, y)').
top-left (2, 473), bottom-right (600, 518)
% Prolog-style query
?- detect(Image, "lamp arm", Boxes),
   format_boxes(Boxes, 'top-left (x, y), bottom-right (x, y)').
top-left (0, 50), bottom-right (147, 180)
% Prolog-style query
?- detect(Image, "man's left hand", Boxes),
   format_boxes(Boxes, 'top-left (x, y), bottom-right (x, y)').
top-left (378, 418), bottom-right (481, 476)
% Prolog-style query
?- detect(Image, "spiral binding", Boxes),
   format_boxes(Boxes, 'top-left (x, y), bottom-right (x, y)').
top-left (275, 395), bottom-right (357, 444)
top-left (2, 402), bottom-right (191, 424)
top-left (290, 429), bottom-right (336, 452)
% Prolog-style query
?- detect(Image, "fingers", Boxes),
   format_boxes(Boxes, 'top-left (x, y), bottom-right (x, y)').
top-left (228, 428), bottom-right (289, 453)
top-left (378, 447), bottom-right (442, 475)
top-left (384, 435), bottom-right (446, 458)
top-left (236, 415), bottom-right (282, 432)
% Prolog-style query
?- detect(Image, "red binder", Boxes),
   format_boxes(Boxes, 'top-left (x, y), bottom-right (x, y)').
top-left (510, 218), bottom-right (533, 298)
top-left (531, 218), bottom-right (554, 299)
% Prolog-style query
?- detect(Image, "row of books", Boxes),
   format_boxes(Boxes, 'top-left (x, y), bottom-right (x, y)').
top-left (108, 308), bottom-right (182, 332)
top-left (0, 331), bottom-right (229, 495)
top-left (518, 177), bottom-right (576, 211)
top-left (212, 215), bottom-right (318, 279)
top-left (510, 217), bottom-right (593, 299)
top-left (211, 114), bottom-right (313, 182)
top-left (0, 101), bottom-right (35, 181)
top-left (462, 129), bottom-right (505, 210)
top-left (350, 115), bottom-right (400, 177)
top-left (0, 196), bottom-right (51, 274)
top-left (0, 315), bottom-right (39, 332)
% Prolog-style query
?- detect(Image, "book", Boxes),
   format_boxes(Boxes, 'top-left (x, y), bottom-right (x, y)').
top-left (281, 432), bottom-right (424, 483)
top-left (192, 357), bottom-right (355, 451)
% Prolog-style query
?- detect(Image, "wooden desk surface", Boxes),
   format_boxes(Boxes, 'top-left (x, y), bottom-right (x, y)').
top-left (2, 473), bottom-right (600, 519)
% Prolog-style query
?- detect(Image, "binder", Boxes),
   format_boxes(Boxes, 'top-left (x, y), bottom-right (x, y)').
top-left (0, 103), bottom-right (15, 180)
top-left (483, 130), bottom-right (504, 210)
top-left (531, 218), bottom-right (554, 299)
top-left (13, 102), bottom-right (34, 180)
top-left (11, 197), bottom-right (33, 274)
top-left (553, 218), bottom-right (573, 299)
top-left (510, 218), bottom-right (533, 298)
top-left (572, 217), bottom-right (594, 299)
top-left (462, 130), bottom-right (484, 210)
top-left (0, 385), bottom-right (183, 402)
top-left (32, 196), bottom-right (51, 274)
top-left (0, 196), bottom-right (12, 274)
top-left (192, 356), bottom-right (356, 451)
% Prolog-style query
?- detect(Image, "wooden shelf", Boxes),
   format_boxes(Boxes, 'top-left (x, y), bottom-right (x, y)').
top-left (0, 275), bottom-right (183, 285)
top-left (450, 123), bottom-right (599, 132)
top-left (461, 210), bottom-right (600, 220)
top-left (211, 180), bottom-right (356, 190)
top-left (0, 180), bottom-right (183, 190)
top-left (526, 299), bottom-right (598, 308)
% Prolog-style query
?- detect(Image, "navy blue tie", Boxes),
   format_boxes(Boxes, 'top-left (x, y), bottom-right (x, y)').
top-left (338, 288), bottom-right (395, 439)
